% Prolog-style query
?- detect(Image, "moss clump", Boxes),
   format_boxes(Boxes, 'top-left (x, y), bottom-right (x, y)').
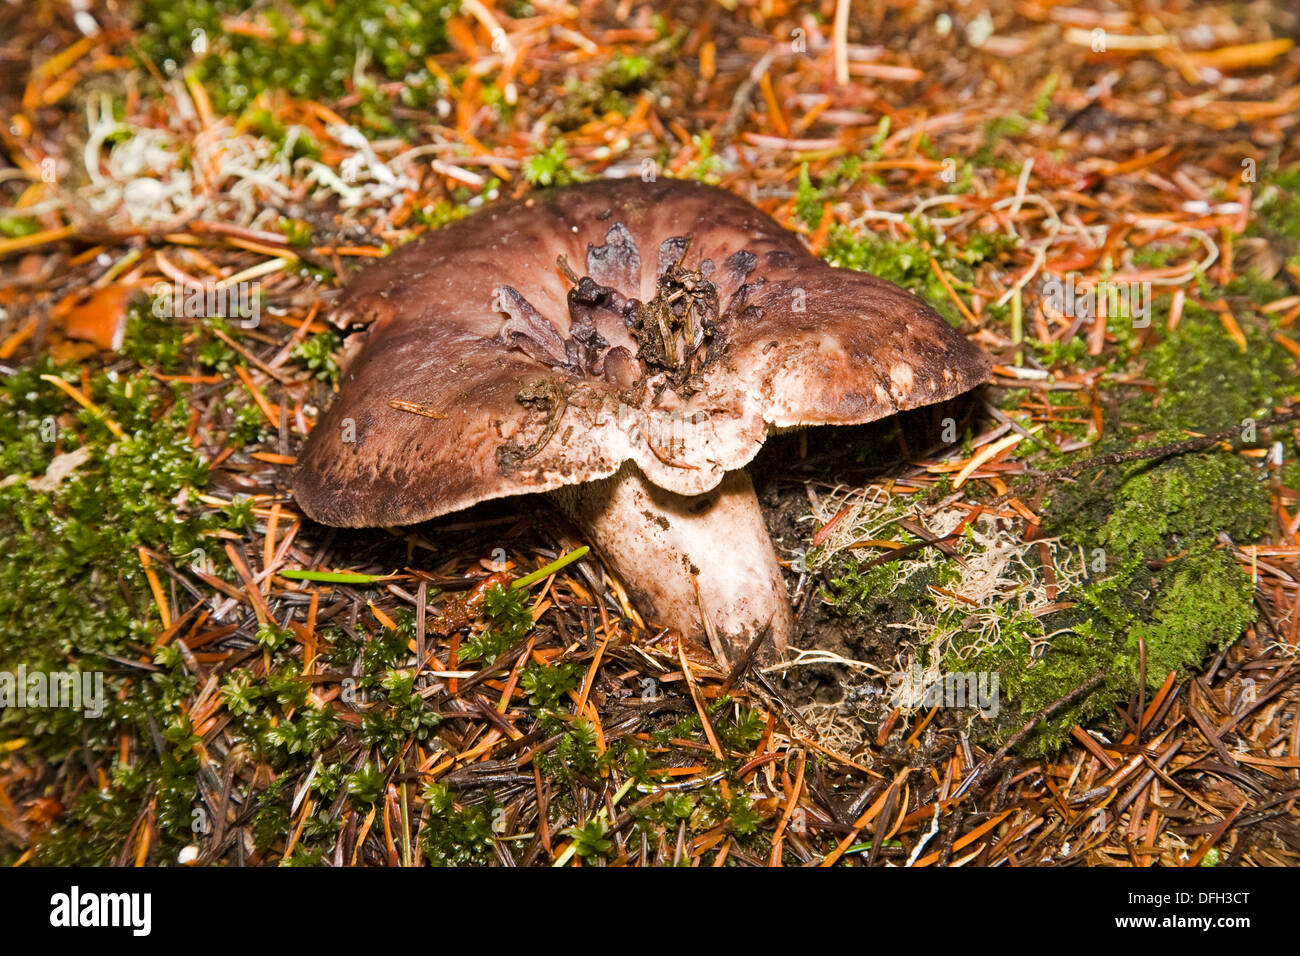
top-left (1095, 453), bottom-right (1269, 562)
top-left (419, 784), bottom-right (498, 866)
top-left (823, 557), bottom-right (961, 623)
top-left (543, 41), bottom-right (677, 130)
top-left (953, 306), bottom-right (1284, 754)
top-left (1128, 551), bottom-right (1257, 675)
top-left (1250, 165), bottom-right (1300, 263)
top-left (0, 355), bottom-right (219, 863)
top-left (1133, 306), bottom-right (1294, 434)
top-left (821, 216), bottom-right (1016, 327)
top-left (0, 363), bottom-right (214, 664)
top-left (962, 546), bottom-right (1256, 755)
top-left (135, 0), bottom-right (456, 124)
top-left (957, 443), bottom-right (1267, 755)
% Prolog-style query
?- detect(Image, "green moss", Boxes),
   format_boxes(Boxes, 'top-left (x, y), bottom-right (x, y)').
top-left (239, 109), bottom-right (319, 161)
top-left (420, 784), bottom-right (497, 866)
top-left (412, 197), bottom-right (475, 230)
top-left (1, 296), bottom-right (372, 864)
top-left (717, 705), bottom-right (766, 750)
top-left (1250, 164), bottom-right (1300, 258)
top-left (950, 287), bottom-right (1294, 755)
top-left (565, 817), bottom-right (613, 859)
top-left (1029, 73), bottom-right (1059, 124)
top-left (823, 557), bottom-right (961, 621)
top-left (344, 762), bottom-right (387, 805)
top-left (543, 35), bottom-right (680, 130)
top-left (122, 304), bottom-right (188, 371)
top-left (1096, 454), bottom-right (1270, 561)
top-left (290, 328), bottom-right (342, 385)
top-left (1027, 328), bottom-right (1093, 369)
top-left (958, 434), bottom-right (1268, 754)
top-left (1129, 550), bottom-right (1256, 677)
top-left (519, 661), bottom-right (579, 709)
top-left (1134, 307), bottom-right (1294, 433)
top-left (461, 582), bottom-right (533, 663)
top-left (522, 140), bottom-right (582, 188)
top-left (961, 542), bottom-right (1255, 754)
top-left (0, 355), bottom-right (221, 863)
top-left (822, 217), bottom-right (1016, 326)
top-left (135, 0), bottom-right (456, 127)
top-left (795, 163), bottom-right (824, 229)
top-left (676, 132), bottom-right (727, 183)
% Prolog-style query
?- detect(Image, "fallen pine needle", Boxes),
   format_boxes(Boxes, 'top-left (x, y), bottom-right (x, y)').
top-left (512, 546), bottom-right (590, 590)
top-left (280, 569), bottom-right (396, 584)
top-left (39, 374), bottom-right (125, 438)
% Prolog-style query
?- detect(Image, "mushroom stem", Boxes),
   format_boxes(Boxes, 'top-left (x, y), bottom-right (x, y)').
top-left (551, 463), bottom-right (793, 665)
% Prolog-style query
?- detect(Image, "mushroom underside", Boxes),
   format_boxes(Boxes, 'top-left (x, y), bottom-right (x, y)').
top-left (550, 461), bottom-right (792, 666)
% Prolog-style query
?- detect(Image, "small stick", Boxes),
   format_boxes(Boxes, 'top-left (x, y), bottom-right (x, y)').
top-left (720, 623), bottom-right (772, 696)
top-left (988, 406), bottom-right (1300, 508)
top-left (956, 669), bottom-right (1107, 797)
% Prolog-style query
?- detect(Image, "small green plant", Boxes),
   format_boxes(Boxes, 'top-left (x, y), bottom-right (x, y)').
top-left (523, 141), bottom-right (578, 187)
top-left (256, 621), bottom-right (293, 651)
top-left (716, 705), bottom-right (766, 751)
top-left (677, 132), bottom-right (726, 183)
top-left (291, 329), bottom-right (342, 384)
top-left (555, 719), bottom-right (601, 777)
top-left (461, 583), bottom-right (534, 663)
top-left (345, 762), bottom-right (387, 805)
top-left (419, 784), bottom-right (497, 866)
top-left (565, 818), bottom-right (613, 859)
top-left (520, 662), bottom-right (579, 709)
top-left (727, 793), bottom-right (762, 836)
top-left (795, 163), bottom-right (825, 229)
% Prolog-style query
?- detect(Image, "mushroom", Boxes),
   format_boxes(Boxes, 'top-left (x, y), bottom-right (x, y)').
top-left (294, 179), bottom-right (990, 664)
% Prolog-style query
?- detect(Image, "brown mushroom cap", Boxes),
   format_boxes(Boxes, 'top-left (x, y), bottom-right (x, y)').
top-left (294, 178), bottom-right (990, 527)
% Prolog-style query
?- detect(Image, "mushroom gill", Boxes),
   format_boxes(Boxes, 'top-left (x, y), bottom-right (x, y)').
top-left (294, 178), bottom-right (991, 666)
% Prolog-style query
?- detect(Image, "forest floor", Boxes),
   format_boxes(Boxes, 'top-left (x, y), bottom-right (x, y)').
top-left (1, 0), bottom-right (1298, 866)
